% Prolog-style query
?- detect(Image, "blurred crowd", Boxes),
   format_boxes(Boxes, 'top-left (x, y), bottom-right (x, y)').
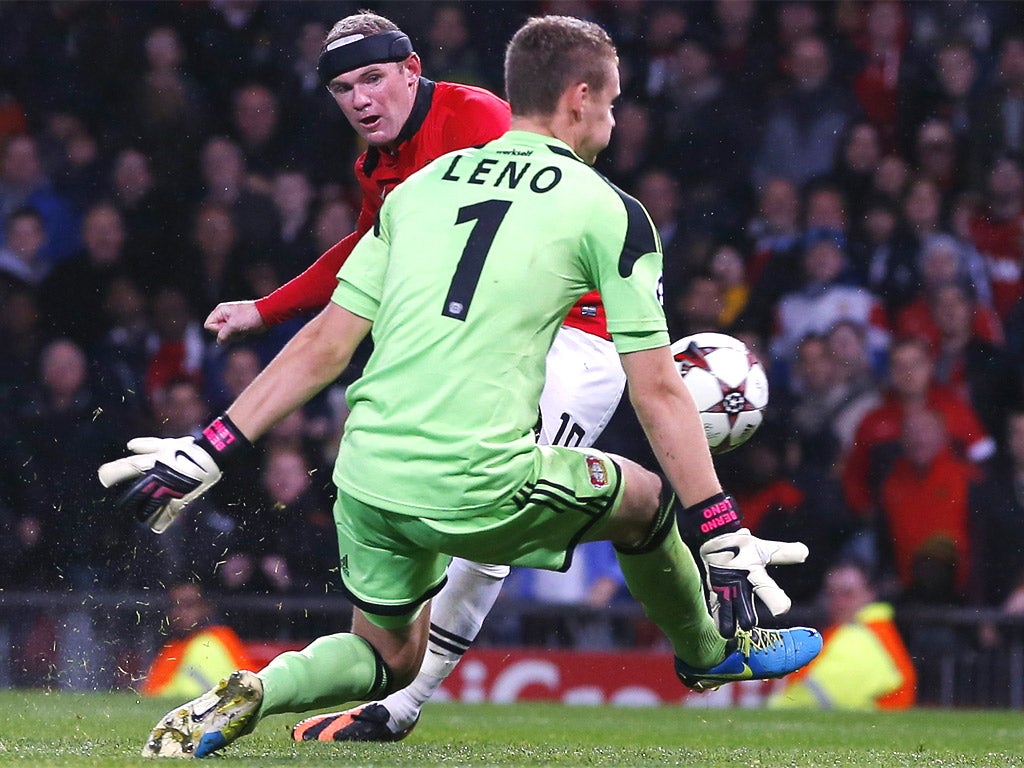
top-left (2, 0), bottom-right (1024, 638)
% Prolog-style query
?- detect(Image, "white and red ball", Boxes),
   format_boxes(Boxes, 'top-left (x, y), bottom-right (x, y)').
top-left (671, 332), bottom-right (768, 454)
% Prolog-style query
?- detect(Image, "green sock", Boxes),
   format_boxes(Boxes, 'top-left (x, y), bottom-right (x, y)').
top-left (615, 524), bottom-right (726, 669)
top-left (256, 633), bottom-right (389, 718)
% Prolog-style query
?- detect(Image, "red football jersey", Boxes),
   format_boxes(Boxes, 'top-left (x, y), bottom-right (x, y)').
top-left (256, 78), bottom-right (610, 339)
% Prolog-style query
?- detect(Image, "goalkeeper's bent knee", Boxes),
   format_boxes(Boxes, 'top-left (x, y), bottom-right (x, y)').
top-left (614, 479), bottom-right (677, 555)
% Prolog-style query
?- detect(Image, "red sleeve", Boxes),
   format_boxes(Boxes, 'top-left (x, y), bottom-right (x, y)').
top-left (255, 229), bottom-right (363, 326)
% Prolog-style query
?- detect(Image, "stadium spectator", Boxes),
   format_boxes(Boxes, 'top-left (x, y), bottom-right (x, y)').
top-left (707, 0), bottom-right (775, 101)
top-left (851, 193), bottom-right (902, 306)
top-left (197, 136), bottom-right (280, 252)
top-left (124, 24), bottom-right (210, 200)
top-left (826, 320), bottom-right (883, 452)
top-left (741, 177), bottom-right (804, 333)
top-left (223, 444), bottom-right (336, 596)
top-left (0, 286), bottom-right (44, 394)
top-left (16, 339), bottom-right (127, 588)
top-left (267, 168), bottom-right (318, 279)
top-left (39, 111), bottom-right (105, 213)
top-left (826, 121), bottom-right (885, 227)
top-left (787, 334), bottom-right (854, 473)
top-left (633, 168), bottom-right (689, 295)
top-left (967, 155), bottom-right (1024, 318)
top-left (893, 233), bottom-right (1002, 350)
top-left (849, 1), bottom-right (907, 152)
top-left (507, 540), bottom-right (630, 649)
top-left (142, 582), bottom-right (254, 699)
top-left (708, 242), bottom-right (751, 329)
top-left (974, 33), bottom-right (1024, 174)
top-left (930, 282), bottom-right (1023, 447)
top-left (207, 344), bottom-right (261, 419)
top-left (768, 558), bottom-right (916, 710)
top-left (107, 146), bottom-right (189, 281)
top-left (751, 32), bottom-right (859, 190)
top-left (230, 81), bottom-right (292, 191)
top-left (880, 175), bottom-right (949, 313)
top-left (652, 31), bottom-right (756, 241)
top-left (143, 285), bottom-right (207, 406)
top-left (881, 407), bottom-right (979, 600)
top-left (41, 202), bottom-right (138, 350)
top-left (594, 98), bottom-right (652, 192)
top-left (0, 133), bottom-right (80, 265)
top-left (769, 231), bottom-right (890, 389)
top-left (312, 199), bottom-right (356, 258)
top-left (421, 3), bottom-right (488, 88)
top-left (910, 118), bottom-right (963, 199)
top-left (92, 274), bottom-right (152, 413)
top-left (842, 335), bottom-right (995, 518)
top-left (0, 206), bottom-right (50, 291)
top-left (902, 39), bottom-right (982, 187)
top-left (871, 151), bottom-right (911, 205)
top-left (669, 272), bottom-right (725, 340)
top-left (972, 409), bottom-right (1024, 608)
top-left (178, 202), bottom-right (256, 312)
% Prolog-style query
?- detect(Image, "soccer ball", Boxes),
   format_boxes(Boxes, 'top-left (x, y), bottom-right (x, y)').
top-left (671, 332), bottom-right (769, 454)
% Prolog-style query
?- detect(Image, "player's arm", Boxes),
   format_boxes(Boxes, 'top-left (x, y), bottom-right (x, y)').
top-left (205, 230), bottom-right (364, 343)
top-left (619, 345), bottom-right (721, 506)
top-left (620, 344), bottom-right (808, 637)
top-left (227, 302), bottom-right (369, 436)
top-left (100, 303), bottom-right (371, 531)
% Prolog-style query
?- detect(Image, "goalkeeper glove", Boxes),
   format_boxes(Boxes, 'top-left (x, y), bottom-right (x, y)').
top-left (97, 414), bottom-right (251, 533)
top-left (679, 493), bottom-right (808, 637)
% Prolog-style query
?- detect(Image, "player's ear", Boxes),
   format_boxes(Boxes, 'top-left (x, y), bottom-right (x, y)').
top-left (403, 53), bottom-right (422, 81)
top-left (564, 81), bottom-right (588, 121)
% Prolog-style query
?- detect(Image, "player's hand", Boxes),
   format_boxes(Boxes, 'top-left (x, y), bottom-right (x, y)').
top-left (699, 528), bottom-right (808, 637)
top-left (204, 300), bottom-right (266, 344)
top-left (97, 437), bottom-right (222, 533)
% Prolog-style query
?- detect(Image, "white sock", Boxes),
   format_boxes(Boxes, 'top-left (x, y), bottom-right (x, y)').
top-left (378, 558), bottom-right (509, 731)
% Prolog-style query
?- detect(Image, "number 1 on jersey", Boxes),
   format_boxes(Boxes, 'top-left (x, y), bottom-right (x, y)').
top-left (443, 199), bottom-right (512, 321)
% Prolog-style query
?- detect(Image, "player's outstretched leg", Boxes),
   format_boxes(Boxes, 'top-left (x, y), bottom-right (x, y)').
top-left (291, 558), bottom-right (508, 743)
top-left (610, 481), bottom-right (820, 693)
top-left (675, 626), bottom-right (822, 692)
top-left (142, 670), bottom-right (263, 758)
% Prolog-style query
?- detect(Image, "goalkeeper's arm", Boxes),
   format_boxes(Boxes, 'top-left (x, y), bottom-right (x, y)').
top-left (620, 347), bottom-right (807, 637)
top-left (99, 304), bottom-right (371, 529)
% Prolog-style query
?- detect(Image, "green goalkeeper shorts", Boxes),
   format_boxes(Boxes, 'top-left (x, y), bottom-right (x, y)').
top-left (333, 445), bottom-right (624, 623)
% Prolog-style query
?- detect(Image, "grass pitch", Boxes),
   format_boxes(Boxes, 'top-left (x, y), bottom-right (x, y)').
top-left (1, 690), bottom-right (1022, 767)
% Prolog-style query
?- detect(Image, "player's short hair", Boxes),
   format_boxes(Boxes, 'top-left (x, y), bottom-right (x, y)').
top-left (325, 10), bottom-right (401, 45)
top-left (504, 15), bottom-right (617, 117)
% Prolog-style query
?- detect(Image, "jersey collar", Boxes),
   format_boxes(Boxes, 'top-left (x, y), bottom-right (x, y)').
top-left (363, 77), bottom-right (436, 177)
top-left (499, 130), bottom-right (584, 163)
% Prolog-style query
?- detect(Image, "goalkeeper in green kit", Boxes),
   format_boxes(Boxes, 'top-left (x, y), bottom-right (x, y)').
top-left (99, 15), bottom-right (820, 758)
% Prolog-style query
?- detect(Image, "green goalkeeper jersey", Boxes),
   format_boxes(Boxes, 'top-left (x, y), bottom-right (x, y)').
top-left (331, 130), bottom-right (667, 519)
